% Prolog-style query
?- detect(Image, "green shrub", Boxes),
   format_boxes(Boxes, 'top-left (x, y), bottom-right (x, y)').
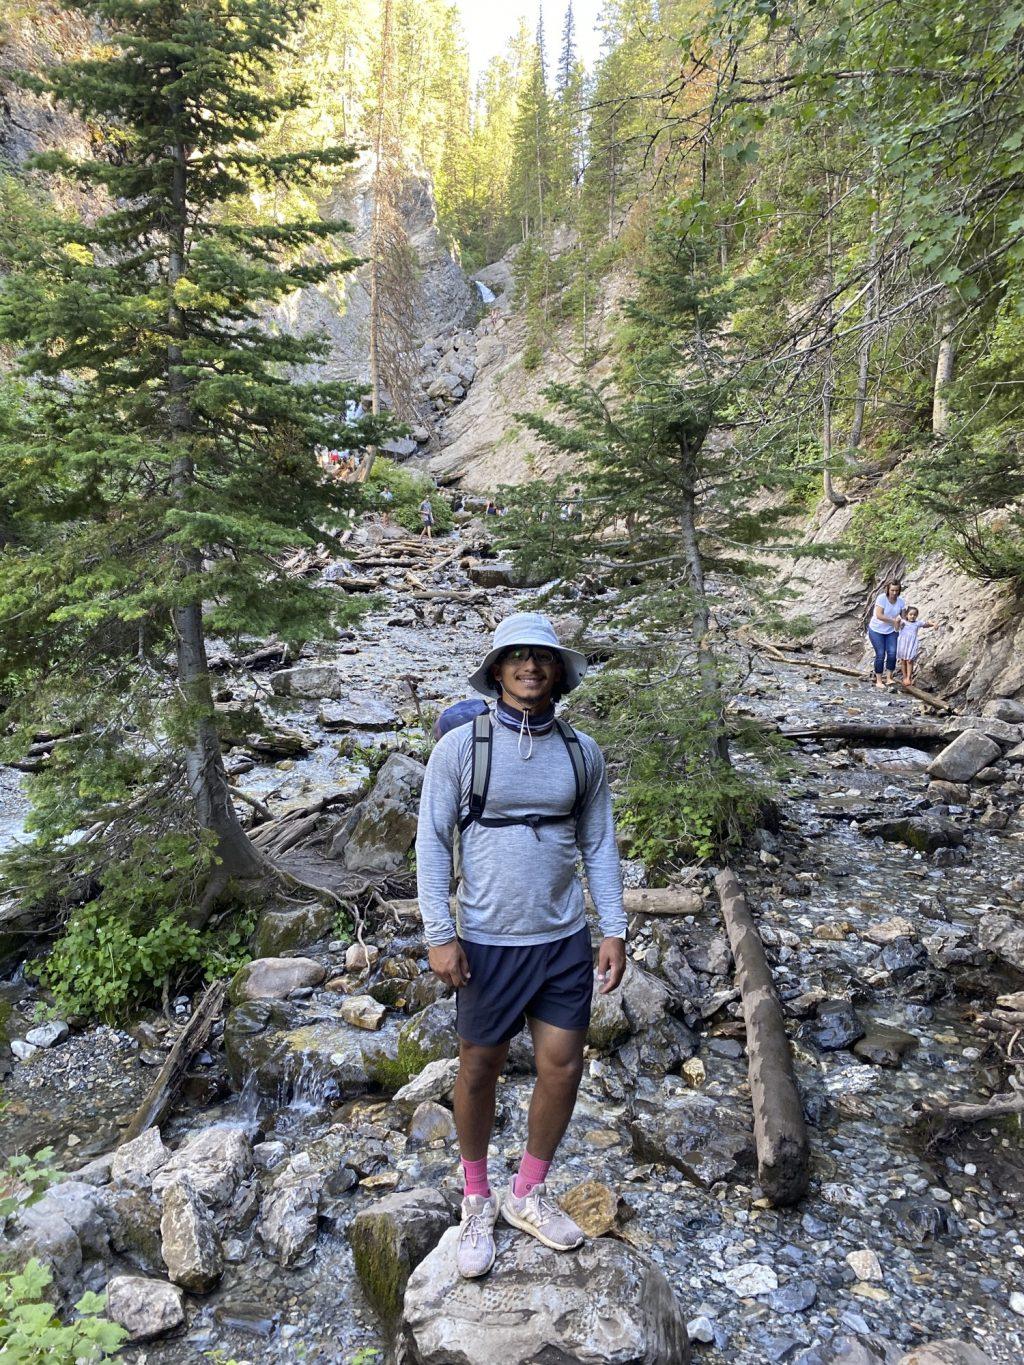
top-left (0, 1259), bottom-right (126, 1364)
top-left (571, 665), bottom-right (774, 877)
top-left (844, 480), bottom-right (940, 579)
top-left (31, 832), bottom-right (253, 1022)
top-left (365, 459), bottom-right (452, 535)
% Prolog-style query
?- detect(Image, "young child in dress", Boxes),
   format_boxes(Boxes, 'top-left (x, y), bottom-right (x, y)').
top-left (896, 607), bottom-right (939, 685)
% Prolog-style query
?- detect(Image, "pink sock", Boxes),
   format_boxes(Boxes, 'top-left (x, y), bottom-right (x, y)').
top-left (461, 1156), bottom-right (490, 1199)
top-left (512, 1151), bottom-right (551, 1198)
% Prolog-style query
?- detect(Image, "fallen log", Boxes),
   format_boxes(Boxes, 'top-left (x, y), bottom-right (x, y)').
top-left (325, 575), bottom-right (380, 593)
top-left (715, 868), bottom-right (809, 1206)
top-left (778, 721), bottom-right (946, 743)
top-left (605, 887), bottom-right (703, 917)
top-left (918, 1092), bottom-right (1024, 1124)
top-left (120, 981), bottom-right (227, 1143)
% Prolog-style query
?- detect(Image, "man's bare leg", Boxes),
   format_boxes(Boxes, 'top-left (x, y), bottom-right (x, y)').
top-left (524, 1018), bottom-right (586, 1160)
top-left (500, 1018), bottom-right (588, 1251)
top-left (453, 1038), bottom-right (509, 1160)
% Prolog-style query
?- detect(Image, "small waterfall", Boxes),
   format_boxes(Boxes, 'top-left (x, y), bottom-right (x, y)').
top-left (475, 280), bottom-right (496, 304)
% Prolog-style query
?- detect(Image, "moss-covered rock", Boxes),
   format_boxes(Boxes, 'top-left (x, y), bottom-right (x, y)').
top-left (347, 1187), bottom-right (452, 1329)
top-left (254, 902), bottom-right (334, 956)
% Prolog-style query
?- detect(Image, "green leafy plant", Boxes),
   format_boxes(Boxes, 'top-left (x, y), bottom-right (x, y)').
top-left (0, 1148), bottom-right (59, 1225)
top-left (0, 1259), bottom-right (125, 1364)
top-left (844, 479), bottom-right (940, 579)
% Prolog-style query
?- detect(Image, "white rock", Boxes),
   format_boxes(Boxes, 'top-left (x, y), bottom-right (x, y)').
top-left (25, 1020), bottom-right (69, 1048)
top-left (231, 956), bottom-right (326, 1001)
top-left (11, 1040), bottom-right (39, 1061)
top-left (392, 1057), bottom-right (460, 1111)
top-left (403, 1226), bottom-right (691, 1362)
top-left (846, 1247), bottom-right (883, 1282)
top-left (110, 1128), bottom-right (171, 1188)
top-left (1010, 1290), bottom-right (1024, 1318)
top-left (687, 1314), bottom-right (715, 1344)
top-left (722, 1262), bottom-right (778, 1297)
top-left (340, 994), bottom-right (387, 1031)
top-left (151, 1125), bottom-right (253, 1207)
top-left (159, 1177), bottom-right (223, 1293)
top-left (106, 1275), bottom-right (185, 1341)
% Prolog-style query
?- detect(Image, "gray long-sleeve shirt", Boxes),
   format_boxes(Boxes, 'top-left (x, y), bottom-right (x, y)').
top-left (415, 715), bottom-right (627, 947)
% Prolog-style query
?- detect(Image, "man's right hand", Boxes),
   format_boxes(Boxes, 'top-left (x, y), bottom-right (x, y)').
top-left (428, 940), bottom-right (471, 990)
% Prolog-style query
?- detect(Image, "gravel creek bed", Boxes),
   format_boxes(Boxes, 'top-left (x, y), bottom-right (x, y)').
top-left (2, 527), bottom-right (1023, 1364)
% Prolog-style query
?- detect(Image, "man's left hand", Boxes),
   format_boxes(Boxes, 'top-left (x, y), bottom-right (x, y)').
top-left (597, 936), bottom-right (627, 995)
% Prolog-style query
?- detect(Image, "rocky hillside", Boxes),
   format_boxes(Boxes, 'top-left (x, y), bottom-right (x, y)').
top-left (774, 500), bottom-right (1024, 705)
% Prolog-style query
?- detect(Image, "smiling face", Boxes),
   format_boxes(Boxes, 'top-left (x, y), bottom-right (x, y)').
top-left (491, 645), bottom-right (564, 712)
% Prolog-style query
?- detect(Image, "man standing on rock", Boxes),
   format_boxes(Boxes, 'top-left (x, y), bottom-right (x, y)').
top-left (416, 613), bottom-right (627, 1278)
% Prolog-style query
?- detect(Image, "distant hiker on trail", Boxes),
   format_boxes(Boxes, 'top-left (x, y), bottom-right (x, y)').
top-left (867, 580), bottom-right (907, 688)
top-left (896, 606), bottom-right (939, 687)
top-left (484, 498), bottom-right (498, 516)
top-left (419, 496), bottom-right (434, 539)
top-left (415, 612), bottom-right (627, 1280)
top-left (378, 486), bottom-right (393, 526)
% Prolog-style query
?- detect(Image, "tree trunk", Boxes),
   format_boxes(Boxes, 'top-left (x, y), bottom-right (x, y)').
top-left (822, 377), bottom-right (847, 507)
top-left (848, 148), bottom-right (880, 452)
top-left (678, 454), bottom-right (730, 764)
top-left (821, 171), bottom-right (846, 506)
top-left (932, 301), bottom-right (956, 437)
top-left (362, 0), bottom-right (395, 486)
top-left (167, 125), bottom-right (262, 908)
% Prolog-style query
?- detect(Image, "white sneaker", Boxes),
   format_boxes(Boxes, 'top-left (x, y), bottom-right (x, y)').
top-left (500, 1182), bottom-right (585, 1251)
top-left (456, 1192), bottom-right (499, 1278)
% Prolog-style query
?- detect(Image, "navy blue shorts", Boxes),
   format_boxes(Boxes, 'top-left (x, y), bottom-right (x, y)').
top-left (456, 926), bottom-right (594, 1047)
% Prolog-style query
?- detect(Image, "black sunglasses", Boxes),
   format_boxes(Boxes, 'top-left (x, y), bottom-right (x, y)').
top-left (500, 646), bottom-right (558, 665)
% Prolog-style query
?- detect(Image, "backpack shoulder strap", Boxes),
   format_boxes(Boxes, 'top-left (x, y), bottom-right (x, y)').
top-left (460, 711), bottom-right (493, 833)
top-left (553, 718), bottom-right (587, 822)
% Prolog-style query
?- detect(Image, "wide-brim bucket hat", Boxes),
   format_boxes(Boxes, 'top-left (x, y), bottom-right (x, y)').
top-left (468, 612), bottom-right (588, 697)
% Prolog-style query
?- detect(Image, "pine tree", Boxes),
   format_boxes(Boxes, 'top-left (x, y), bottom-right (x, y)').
top-left (503, 211), bottom-right (798, 858)
top-left (0, 0), bottom-right (394, 1002)
top-left (509, 7), bottom-right (553, 238)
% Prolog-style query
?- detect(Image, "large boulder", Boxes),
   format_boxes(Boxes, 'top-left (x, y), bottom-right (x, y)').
top-left (254, 902), bottom-right (334, 956)
top-left (6, 1181), bottom-right (113, 1302)
top-left (159, 1178), bottom-right (223, 1293)
top-left (392, 1057), bottom-right (460, 1112)
top-left (928, 730), bottom-right (1002, 782)
top-left (348, 1187), bottom-right (452, 1328)
top-left (229, 956), bottom-right (327, 1004)
top-left (258, 1157), bottom-right (323, 1267)
top-left (977, 912), bottom-right (1024, 973)
top-left (224, 997), bottom-right (400, 1100)
top-left (151, 1126), bottom-right (253, 1208)
top-left (402, 1229), bottom-right (691, 1364)
top-left (110, 1127), bottom-right (170, 1188)
top-left (106, 1275), bottom-right (185, 1342)
top-left (588, 959), bottom-right (672, 1052)
top-left (328, 753), bottom-right (426, 871)
top-left (630, 1088), bottom-right (755, 1189)
top-left (860, 815), bottom-right (964, 854)
top-left (318, 694), bottom-right (401, 730)
top-left (270, 664), bottom-right (348, 699)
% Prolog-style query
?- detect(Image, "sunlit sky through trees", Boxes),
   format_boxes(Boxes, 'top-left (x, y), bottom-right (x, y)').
top-left (454, 0), bottom-right (605, 76)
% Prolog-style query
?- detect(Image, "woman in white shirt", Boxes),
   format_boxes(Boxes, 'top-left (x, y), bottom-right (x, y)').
top-left (867, 580), bottom-right (907, 687)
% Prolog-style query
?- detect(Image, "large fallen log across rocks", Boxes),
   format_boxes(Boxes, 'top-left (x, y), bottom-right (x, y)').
top-left (120, 980), bottom-right (227, 1143)
top-left (715, 868), bottom-right (809, 1206)
top-left (778, 721), bottom-right (948, 743)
